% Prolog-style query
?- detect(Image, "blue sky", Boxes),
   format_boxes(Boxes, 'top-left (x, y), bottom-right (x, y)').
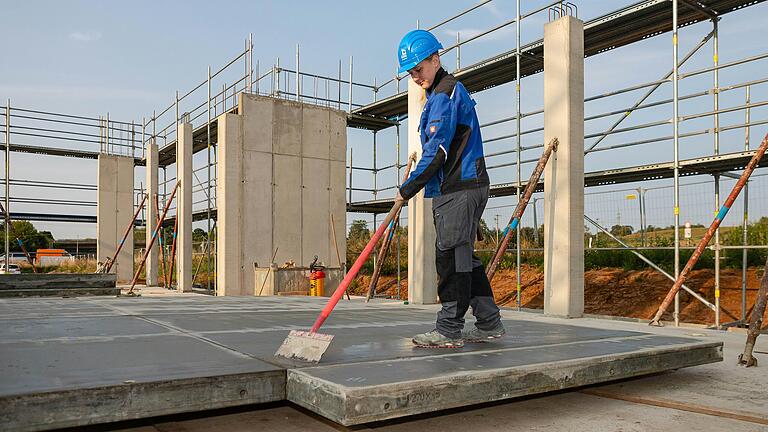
top-left (2, 0), bottom-right (767, 239)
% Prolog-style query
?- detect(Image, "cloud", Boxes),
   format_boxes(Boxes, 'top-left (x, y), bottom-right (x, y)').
top-left (483, 2), bottom-right (505, 19)
top-left (68, 31), bottom-right (102, 42)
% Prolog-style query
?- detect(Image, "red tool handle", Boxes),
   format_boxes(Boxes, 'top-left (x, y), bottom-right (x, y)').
top-left (308, 153), bottom-right (417, 333)
top-left (309, 202), bottom-right (403, 333)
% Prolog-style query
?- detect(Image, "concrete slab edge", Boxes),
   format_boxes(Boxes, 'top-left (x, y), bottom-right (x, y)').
top-left (0, 288), bottom-right (121, 298)
top-left (287, 342), bottom-right (723, 426)
top-left (0, 370), bottom-right (285, 432)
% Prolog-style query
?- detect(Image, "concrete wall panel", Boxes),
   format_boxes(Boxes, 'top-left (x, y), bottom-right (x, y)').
top-left (302, 106), bottom-right (330, 160)
top-left (274, 100), bottom-right (302, 156)
top-left (218, 95), bottom-right (346, 296)
top-left (301, 158), bottom-right (330, 266)
top-left (329, 110), bottom-right (347, 162)
top-left (273, 154), bottom-right (303, 266)
top-left (242, 150), bottom-right (273, 293)
top-left (329, 159), bottom-right (347, 268)
top-left (97, 154), bottom-right (134, 283)
top-left (241, 94), bottom-right (273, 153)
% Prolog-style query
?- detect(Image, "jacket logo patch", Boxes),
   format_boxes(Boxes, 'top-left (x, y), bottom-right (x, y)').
top-left (429, 125), bottom-right (436, 134)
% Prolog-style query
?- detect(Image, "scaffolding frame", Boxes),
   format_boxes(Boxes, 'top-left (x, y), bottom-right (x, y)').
top-left (2, 0), bottom-right (767, 320)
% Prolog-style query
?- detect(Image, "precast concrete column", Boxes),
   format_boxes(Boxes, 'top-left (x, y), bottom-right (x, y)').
top-left (216, 112), bottom-right (244, 296)
top-left (176, 122), bottom-right (193, 292)
top-left (97, 154), bottom-right (134, 282)
top-left (543, 15), bottom-right (585, 318)
top-left (407, 78), bottom-right (437, 305)
top-left (145, 140), bottom-right (159, 286)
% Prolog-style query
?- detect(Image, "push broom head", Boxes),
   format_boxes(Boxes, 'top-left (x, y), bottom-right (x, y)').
top-left (275, 330), bottom-right (334, 363)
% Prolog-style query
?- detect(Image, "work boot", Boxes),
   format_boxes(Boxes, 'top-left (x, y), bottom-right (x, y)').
top-left (462, 322), bottom-right (506, 343)
top-left (412, 329), bottom-right (464, 348)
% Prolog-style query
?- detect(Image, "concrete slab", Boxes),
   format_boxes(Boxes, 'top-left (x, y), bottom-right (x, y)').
top-left (0, 274), bottom-right (119, 297)
top-left (288, 335), bottom-right (720, 425)
top-left (0, 298), bottom-right (284, 432)
top-left (0, 296), bottom-right (722, 431)
top-left (77, 314), bottom-right (768, 432)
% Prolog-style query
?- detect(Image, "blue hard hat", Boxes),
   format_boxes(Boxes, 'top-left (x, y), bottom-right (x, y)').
top-left (397, 30), bottom-right (443, 73)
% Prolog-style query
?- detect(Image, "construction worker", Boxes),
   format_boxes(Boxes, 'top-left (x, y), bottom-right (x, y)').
top-left (395, 29), bottom-right (505, 348)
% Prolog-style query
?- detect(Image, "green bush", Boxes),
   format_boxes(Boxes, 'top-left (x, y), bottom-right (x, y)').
top-left (345, 218), bottom-right (768, 276)
top-left (721, 217), bottom-right (768, 268)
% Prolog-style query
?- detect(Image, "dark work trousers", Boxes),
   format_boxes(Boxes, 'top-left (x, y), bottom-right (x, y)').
top-left (432, 186), bottom-right (501, 338)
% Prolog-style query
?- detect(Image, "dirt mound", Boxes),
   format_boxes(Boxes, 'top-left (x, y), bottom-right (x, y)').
top-left (352, 266), bottom-right (766, 326)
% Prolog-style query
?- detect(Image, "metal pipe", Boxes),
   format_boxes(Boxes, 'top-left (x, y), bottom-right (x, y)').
top-left (276, 57), bottom-right (280, 97)
top-left (207, 65), bottom-right (212, 293)
top-left (679, 100), bottom-right (768, 122)
top-left (427, 0), bottom-right (492, 31)
top-left (371, 213), bottom-right (377, 273)
top-left (672, 0), bottom-right (681, 326)
top-left (366, 154), bottom-right (415, 302)
top-left (679, 51), bottom-right (768, 81)
top-left (296, 44), bottom-right (301, 102)
top-left (10, 106), bottom-right (135, 125)
top-left (155, 194), bottom-right (168, 288)
top-left (339, 59), bottom-right (343, 110)
top-left (515, 0), bottom-right (522, 309)
top-left (585, 215), bottom-right (716, 312)
top-left (713, 18), bottom-right (721, 327)
top-left (104, 194), bottom-right (147, 273)
top-left (532, 197), bottom-right (539, 246)
top-left (742, 84), bottom-right (751, 322)
top-left (129, 182), bottom-right (179, 295)
top-left (487, 138), bottom-right (558, 281)
top-left (4, 99), bottom-right (9, 273)
top-left (372, 131), bottom-right (377, 199)
top-left (208, 50), bottom-right (247, 82)
top-left (2, 179), bottom-right (95, 190)
top-left (168, 206), bottom-right (179, 290)
top-left (348, 56), bottom-right (354, 112)
top-left (479, 245), bottom-right (768, 252)
top-left (248, 33), bottom-right (253, 92)
top-left (650, 132), bottom-right (768, 326)
top-left (141, 119), bottom-right (147, 237)
top-left (640, 187), bottom-right (647, 247)
top-left (7, 112), bottom-right (142, 131)
top-left (586, 29), bottom-right (714, 152)
top-left (106, 112), bottom-right (111, 154)
top-left (736, 255), bottom-right (768, 367)
top-left (480, 73), bottom-right (768, 132)
top-left (255, 60), bottom-right (260, 95)
top-left (348, 147), bottom-right (353, 203)
top-left (456, 32), bottom-right (461, 71)
top-left (396, 123), bottom-right (402, 300)
top-left (272, 61), bottom-right (277, 97)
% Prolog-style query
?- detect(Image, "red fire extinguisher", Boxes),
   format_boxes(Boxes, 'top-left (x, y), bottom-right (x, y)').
top-left (309, 255), bottom-right (326, 297)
